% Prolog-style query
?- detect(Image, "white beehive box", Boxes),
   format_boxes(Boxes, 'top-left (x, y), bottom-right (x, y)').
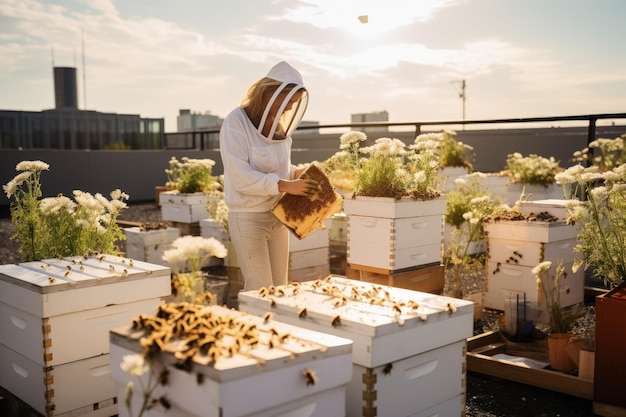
top-left (347, 214), bottom-right (443, 270)
top-left (110, 304), bottom-right (353, 417)
top-left (289, 218), bottom-right (331, 252)
top-left (159, 191), bottom-right (211, 223)
top-left (200, 218), bottom-right (230, 244)
top-left (124, 226), bottom-right (180, 266)
top-left (344, 196), bottom-right (446, 271)
top-left (289, 264), bottom-right (330, 283)
top-left (238, 276), bottom-right (473, 417)
top-left (519, 199), bottom-right (574, 222)
top-left (484, 220), bottom-right (582, 311)
top-left (484, 259), bottom-right (584, 311)
top-left (0, 255), bottom-right (171, 416)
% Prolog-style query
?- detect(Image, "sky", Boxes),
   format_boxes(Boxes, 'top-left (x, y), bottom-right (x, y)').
top-left (1, 0), bottom-right (626, 132)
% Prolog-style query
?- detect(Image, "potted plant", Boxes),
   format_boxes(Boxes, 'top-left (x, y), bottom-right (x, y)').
top-left (160, 156), bottom-right (220, 224)
top-left (161, 234), bottom-right (228, 305)
top-left (532, 259), bottom-right (575, 371)
top-left (3, 160), bottom-right (129, 261)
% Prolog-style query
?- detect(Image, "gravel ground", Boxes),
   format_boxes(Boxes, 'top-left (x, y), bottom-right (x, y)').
top-left (0, 203), bottom-right (600, 417)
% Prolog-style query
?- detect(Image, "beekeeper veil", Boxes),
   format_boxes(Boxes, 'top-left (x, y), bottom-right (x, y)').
top-left (258, 61), bottom-right (308, 141)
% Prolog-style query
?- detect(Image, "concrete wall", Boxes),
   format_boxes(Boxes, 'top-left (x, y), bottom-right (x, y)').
top-left (2, 124), bottom-right (625, 210)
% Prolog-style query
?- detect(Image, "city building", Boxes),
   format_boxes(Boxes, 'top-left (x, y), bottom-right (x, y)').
top-left (351, 110), bottom-right (389, 134)
top-left (177, 109), bottom-right (222, 132)
top-left (0, 66), bottom-right (164, 150)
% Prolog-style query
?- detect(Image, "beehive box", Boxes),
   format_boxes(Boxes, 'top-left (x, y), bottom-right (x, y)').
top-left (289, 218), bottom-right (331, 252)
top-left (124, 226), bottom-right (180, 266)
top-left (344, 196), bottom-right (446, 271)
top-left (347, 214), bottom-right (443, 270)
top-left (519, 199), bottom-right (573, 222)
top-left (238, 276), bottom-right (473, 417)
top-left (110, 303), bottom-right (353, 417)
top-left (159, 191), bottom-right (211, 223)
top-left (289, 264), bottom-right (330, 283)
top-left (483, 220), bottom-right (582, 311)
top-left (0, 255), bottom-right (171, 416)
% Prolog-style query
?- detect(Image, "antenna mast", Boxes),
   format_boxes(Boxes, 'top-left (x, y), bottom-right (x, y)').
top-left (451, 79), bottom-right (466, 129)
top-left (82, 29), bottom-right (87, 110)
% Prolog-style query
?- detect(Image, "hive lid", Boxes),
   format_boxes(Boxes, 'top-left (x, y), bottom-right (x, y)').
top-left (110, 303), bottom-right (353, 382)
top-left (0, 254), bottom-right (170, 294)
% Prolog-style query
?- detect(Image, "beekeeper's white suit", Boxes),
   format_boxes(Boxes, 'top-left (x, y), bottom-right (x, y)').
top-left (220, 61), bottom-right (309, 291)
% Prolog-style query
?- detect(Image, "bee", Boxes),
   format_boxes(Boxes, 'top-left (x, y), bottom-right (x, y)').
top-left (392, 303), bottom-right (403, 316)
top-left (303, 368), bottom-right (318, 386)
top-left (146, 270), bottom-right (153, 276)
top-left (276, 287), bottom-right (285, 297)
top-left (158, 396), bottom-right (171, 410)
top-left (66, 265), bottom-right (72, 271)
top-left (41, 263), bottom-right (51, 270)
top-left (269, 298), bottom-right (277, 308)
top-left (109, 265), bottom-right (116, 272)
top-left (513, 251), bottom-right (523, 258)
top-left (48, 277), bottom-right (55, 284)
top-left (331, 315), bottom-right (341, 328)
top-left (129, 259), bottom-right (134, 267)
top-left (158, 368), bottom-right (170, 386)
top-left (196, 372), bottom-right (204, 385)
top-left (79, 265), bottom-right (85, 271)
top-left (97, 254), bottom-right (106, 262)
top-left (64, 270), bottom-right (71, 277)
top-left (398, 317), bottom-right (405, 326)
top-left (120, 269), bottom-right (128, 278)
top-left (263, 312), bottom-right (273, 324)
top-left (382, 363), bottom-right (393, 375)
top-left (298, 308), bottom-right (307, 319)
top-left (258, 287), bottom-right (269, 297)
top-left (447, 302), bottom-right (457, 313)
top-left (408, 300), bottom-right (419, 311)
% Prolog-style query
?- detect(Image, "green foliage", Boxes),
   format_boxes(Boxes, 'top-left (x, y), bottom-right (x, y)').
top-left (505, 152), bottom-right (562, 187)
top-left (3, 160), bottom-right (129, 262)
top-left (165, 156), bottom-right (219, 194)
top-left (438, 130), bottom-right (474, 169)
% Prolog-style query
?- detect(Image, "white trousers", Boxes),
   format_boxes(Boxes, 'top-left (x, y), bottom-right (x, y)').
top-left (228, 211), bottom-right (289, 291)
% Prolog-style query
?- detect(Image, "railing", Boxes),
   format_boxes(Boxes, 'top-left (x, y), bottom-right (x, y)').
top-left (164, 112), bottom-right (626, 150)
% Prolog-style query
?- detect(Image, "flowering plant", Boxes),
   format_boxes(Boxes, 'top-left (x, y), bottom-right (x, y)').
top-left (505, 152), bottom-right (563, 187)
top-left (571, 134), bottom-right (626, 172)
top-left (120, 354), bottom-right (169, 417)
top-left (205, 175), bottom-right (229, 233)
top-left (3, 160), bottom-right (129, 262)
top-left (532, 259), bottom-right (572, 334)
top-left (161, 235), bottom-right (227, 304)
top-left (438, 130), bottom-right (474, 169)
top-left (165, 156), bottom-right (219, 194)
top-left (555, 163), bottom-right (626, 288)
top-left (444, 174), bottom-right (501, 297)
top-left (326, 130), bottom-right (443, 200)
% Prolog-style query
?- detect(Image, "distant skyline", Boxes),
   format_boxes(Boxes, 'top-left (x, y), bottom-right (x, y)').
top-left (1, 0), bottom-right (626, 132)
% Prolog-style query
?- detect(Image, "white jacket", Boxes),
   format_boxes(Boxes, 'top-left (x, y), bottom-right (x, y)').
top-left (219, 61), bottom-right (308, 212)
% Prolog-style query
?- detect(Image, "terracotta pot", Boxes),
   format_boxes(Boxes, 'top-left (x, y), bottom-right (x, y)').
top-left (548, 333), bottom-right (576, 372)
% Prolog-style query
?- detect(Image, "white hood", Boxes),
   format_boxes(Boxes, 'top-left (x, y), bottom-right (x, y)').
top-left (258, 61), bottom-right (308, 142)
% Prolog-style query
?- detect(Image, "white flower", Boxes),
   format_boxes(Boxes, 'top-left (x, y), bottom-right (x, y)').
top-left (120, 354), bottom-right (149, 376)
top-left (16, 160), bottom-right (50, 172)
top-left (339, 131), bottom-right (367, 149)
top-left (531, 261), bottom-right (552, 277)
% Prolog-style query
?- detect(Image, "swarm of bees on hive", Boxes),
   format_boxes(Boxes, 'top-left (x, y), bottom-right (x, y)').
top-left (255, 276), bottom-right (458, 328)
top-left (127, 302), bottom-right (326, 387)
